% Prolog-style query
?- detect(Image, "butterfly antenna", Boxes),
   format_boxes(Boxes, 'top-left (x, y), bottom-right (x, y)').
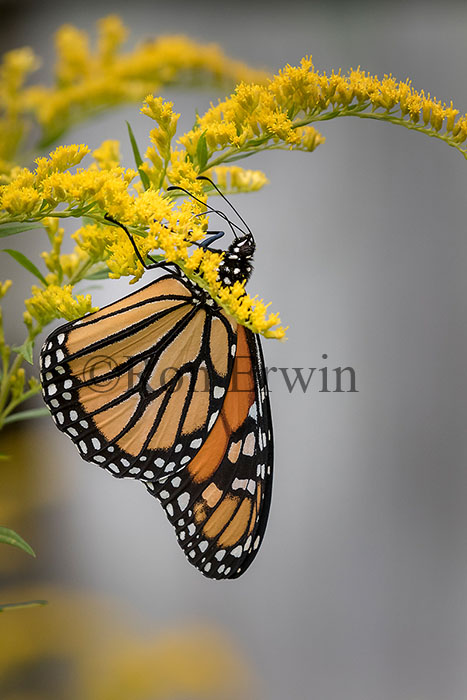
top-left (196, 175), bottom-right (254, 240)
top-left (167, 184), bottom-right (243, 240)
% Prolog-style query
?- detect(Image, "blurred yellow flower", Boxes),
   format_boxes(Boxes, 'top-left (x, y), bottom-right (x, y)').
top-left (0, 587), bottom-right (260, 700)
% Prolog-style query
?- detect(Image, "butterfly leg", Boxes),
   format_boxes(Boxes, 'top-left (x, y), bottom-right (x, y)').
top-left (104, 213), bottom-right (180, 276)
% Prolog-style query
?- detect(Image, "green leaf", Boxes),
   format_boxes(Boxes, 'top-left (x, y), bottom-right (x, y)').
top-left (0, 453), bottom-right (10, 461)
top-left (2, 249), bottom-right (47, 285)
top-left (3, 407), bottom-right (50, 426)
top-left (0, 222), bottom-right (41, 238)
top-left (0, 527), bottom-right (35, 557)
top-left (83, 267), bottom-right (110, 280)
top-left (0, 600), bottom-right (47, 612)
top-left (12, 338), bottom-right (34, 364)
top-left (196, 132), bottom-right (208, 171)
top-left (126, 121), bottom-right (150, 191)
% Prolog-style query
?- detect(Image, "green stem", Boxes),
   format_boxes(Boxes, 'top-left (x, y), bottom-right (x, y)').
top-left (1, 384), bottom-right (42, 424)
top-left (0, 352), bottom-right (23, 419)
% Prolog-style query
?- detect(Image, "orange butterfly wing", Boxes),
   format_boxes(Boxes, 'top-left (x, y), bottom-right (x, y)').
top-left (147, 324), bottom-right (273, 579)
top-left (40, 275), bottom-right (237, 479)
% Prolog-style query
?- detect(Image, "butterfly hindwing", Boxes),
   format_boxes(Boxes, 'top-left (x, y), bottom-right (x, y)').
top-left (146, 324), bottom-right (274, 579)
top-left (40, 275), bottom-right (237, 481)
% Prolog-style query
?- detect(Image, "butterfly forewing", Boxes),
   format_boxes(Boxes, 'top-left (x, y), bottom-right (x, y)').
top-left (146, 324), bottom-right (273, 579)
top-left (40, 275), bottom-right (237, 480)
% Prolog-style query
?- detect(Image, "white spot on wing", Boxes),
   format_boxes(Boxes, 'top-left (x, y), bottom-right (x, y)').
top-left (247, 479), bottom-right (256, 494)
top-left (208, 411), bottom-right (219, 431)
top-left (232, 478), bottom-right (248, 491)
top-left (178, 492), bottom-right (190, 511)
top-left (242, 432), bottom-right (255, 456)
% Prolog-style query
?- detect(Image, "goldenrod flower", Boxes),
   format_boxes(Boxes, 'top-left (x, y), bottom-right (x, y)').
top-left (0, 279), bottom-right (12, 299)
top-left (92, 140), bottom-right (121, 170)
top-left (9, 16), bottom-right (268, 151)
top-left (25, 284), bottom-right (97, 326)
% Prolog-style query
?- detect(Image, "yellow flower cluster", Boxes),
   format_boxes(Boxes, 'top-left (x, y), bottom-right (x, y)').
top-left (180, 56), bottom-right (467, 168)
top-left (1, 15), bottom-right (268, 152)
top-left (0, 587), bottom-right (256, 700)
top-left (0, 279), bottom-right (12, 299)
top-left (0, 47), bottom-right (38, 164)
top-left (6, 52), bottom-right (467, 341)
top-left (25, 284), bottom-right (97, 326)
top-left (140, 96), bottom-right (180, 188)
top-left (210, 165), bottom-right (269, 192)
top-left (0, 140), bottom-right (285, 337)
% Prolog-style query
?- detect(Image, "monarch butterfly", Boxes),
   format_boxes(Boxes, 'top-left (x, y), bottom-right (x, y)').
top-left (40, 177), bottom-right (273, 579)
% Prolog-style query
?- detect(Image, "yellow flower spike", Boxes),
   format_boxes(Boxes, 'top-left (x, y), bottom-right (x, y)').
top-left (97, 15), bottom-right (128, 64)
top-left (59, 248), bottom-right (89, 279)
top-left (35, 144), bottom-right (90, 181)
top-left (209, 165), bottom-right (269, 192)
top-left (0, 280), bottom-right (12, 299)
top-left (166, 150), bottom-right (203, 192)
top-left (445, 103), bottom-right (459, 133)
top-left (22, 309), bottom-right (33, 331)
top-left (93, 140), bottom-right (121, 170)
top-left (141, 96), bottom-right (179, 131)
top-left (1, 187), bottom-right (42, 218)
top-left (55, 24), bottom-right (92, 85)
top-left (143, 146), bottom-right (163, 173)
top-left (10, 367), bottom-right (26, 399)
top-left (1, 47), bottom-right (39, 100)
top-left (25, 284), bottom-right (98, 326)
top-left (294, 126), bottom-right (326, 151)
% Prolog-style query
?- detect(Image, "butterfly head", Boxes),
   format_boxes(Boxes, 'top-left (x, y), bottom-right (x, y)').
top-left (217, 233), bottom-right (256, 287)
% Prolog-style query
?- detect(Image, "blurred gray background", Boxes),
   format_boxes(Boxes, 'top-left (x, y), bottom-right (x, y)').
top-left (1, 1), bottom-right (467, 698)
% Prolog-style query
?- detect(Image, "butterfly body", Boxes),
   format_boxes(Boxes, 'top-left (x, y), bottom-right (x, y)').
top-left (215, 234), bottom-right (255, 287)
top-left (40, 222), bottom-right (273, 579)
